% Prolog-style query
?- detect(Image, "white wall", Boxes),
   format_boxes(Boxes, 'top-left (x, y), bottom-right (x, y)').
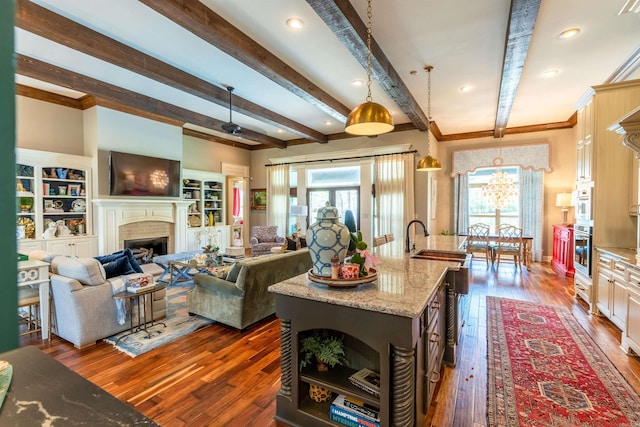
top-left (16, 97), bottom-right (84, 154)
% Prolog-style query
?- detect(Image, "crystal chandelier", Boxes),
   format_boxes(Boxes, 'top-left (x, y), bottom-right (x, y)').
top-left (482, 168), bottom-right (518, 210)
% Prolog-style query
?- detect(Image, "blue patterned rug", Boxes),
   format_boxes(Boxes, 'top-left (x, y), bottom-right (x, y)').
top-left (104, 282), bottom-right (212, 357)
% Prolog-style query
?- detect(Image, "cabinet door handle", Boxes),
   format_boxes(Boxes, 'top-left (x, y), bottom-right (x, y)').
top-left (430, 301), bottom-right (440, 310)
top-left (430, 332), bottom-right (440, 343)
top-left (430, 371), bottom-right (441, 383)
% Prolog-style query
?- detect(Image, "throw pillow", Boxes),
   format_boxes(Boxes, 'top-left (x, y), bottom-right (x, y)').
top-left (102, 255), bottom-right (137, 279)
top-left (286, 237), bottom-right (300, 251)
top-left (226, 262), bottom-right (243, 283)
top-left (52, 256), bottom-right (106, 286)
top-left (94, 248), bottom-right (143, 274)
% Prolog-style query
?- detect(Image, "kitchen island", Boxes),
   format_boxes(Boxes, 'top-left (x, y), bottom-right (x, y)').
top-left (268, 235), bottom-right (468, 427)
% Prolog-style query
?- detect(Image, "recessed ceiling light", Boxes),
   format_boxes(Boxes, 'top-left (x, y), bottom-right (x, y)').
top-left (276, 129), bottom-right (284, 133)
top-left (286, 18), bottom-right (304, 29)
top-left (558, 28), bottom-right (580, 40)
top-left (351, 79), bottom-right (364, 86)
top-left (542, 69), bottom-right (559, 78)
top-left (324, 120), bottom-right (333, 126)
top-left (460, 85), bottom-right (473, 92)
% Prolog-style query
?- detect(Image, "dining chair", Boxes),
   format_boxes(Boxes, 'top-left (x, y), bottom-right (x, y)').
top-left (495, 224), bottom-right (523, 269)
top-left (466, 223), bottom-right (493, 266)
top-left (373, 236), bottom-right (387, 247)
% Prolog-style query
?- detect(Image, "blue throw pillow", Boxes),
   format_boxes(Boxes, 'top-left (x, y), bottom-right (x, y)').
top-left (102, 255), bottom-right (136, 279)
top-left (95, 248), bottom-right (143, 274)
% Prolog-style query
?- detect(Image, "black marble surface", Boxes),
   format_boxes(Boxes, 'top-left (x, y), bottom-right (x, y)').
top-left (0, 346), bottom-right (159, 426)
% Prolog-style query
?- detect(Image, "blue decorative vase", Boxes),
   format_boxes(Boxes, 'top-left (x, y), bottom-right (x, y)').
top-left (306, 204), bottom-right (351, 276)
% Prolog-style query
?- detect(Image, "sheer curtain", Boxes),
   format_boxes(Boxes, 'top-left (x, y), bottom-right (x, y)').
top-left (266, 164), bottom-right (289, 236)
top-left (453, 174), bottom-right (469, 235)
top-left (374, 153), bottom-right (415, 240)
top-left (519, 169), bottom-right (543, 262)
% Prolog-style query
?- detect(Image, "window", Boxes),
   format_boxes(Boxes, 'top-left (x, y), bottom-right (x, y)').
top-left (468, 167), bottom-right (519, 230)
top-left (306, 166), bottom-right (361, 229)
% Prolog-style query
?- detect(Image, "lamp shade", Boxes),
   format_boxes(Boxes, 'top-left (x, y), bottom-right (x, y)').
top-left (290, 205), bottom-right (308, 216)
top-left (417, 155), bottom-right (442, 171)
top-left (345, 102), bottom-right (394, 136)
top-left (555, 192), bottom-right (573, 208)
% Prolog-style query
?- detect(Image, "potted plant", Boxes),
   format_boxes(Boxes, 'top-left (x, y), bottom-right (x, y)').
top-left (19, 196), bottom-right (33, 213)
top-left (299, 329), bottom-right (348, 372)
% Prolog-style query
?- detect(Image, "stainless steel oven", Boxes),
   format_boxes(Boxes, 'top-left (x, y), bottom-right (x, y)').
top-left (574, 223), bottom-right (593, 277)
top-left (575, 187), bottom-right (593, 223)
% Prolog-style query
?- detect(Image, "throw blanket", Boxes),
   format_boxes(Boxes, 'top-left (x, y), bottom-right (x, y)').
top-left (110, 277), bottom-right (129, 325)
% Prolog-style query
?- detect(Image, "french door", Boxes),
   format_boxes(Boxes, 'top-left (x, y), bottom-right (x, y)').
top-left (307, 187), bottom-right (360, 228)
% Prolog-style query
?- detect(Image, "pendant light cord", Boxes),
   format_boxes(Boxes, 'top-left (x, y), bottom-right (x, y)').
top-left (425, 65), bottom-right (433, 155)
top-left (365, 0), bottom-right (373, 103)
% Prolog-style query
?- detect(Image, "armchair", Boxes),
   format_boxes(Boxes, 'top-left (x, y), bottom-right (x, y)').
top-left (250, 226), bottom-right (286, 256)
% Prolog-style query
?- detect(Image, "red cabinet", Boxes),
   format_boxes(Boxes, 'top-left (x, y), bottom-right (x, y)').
top-left (552, 224), bottom-right (575, 277)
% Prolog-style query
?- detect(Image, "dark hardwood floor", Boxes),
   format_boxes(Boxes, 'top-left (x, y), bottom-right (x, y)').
top-left (21, 260), bottom-right (640, 426)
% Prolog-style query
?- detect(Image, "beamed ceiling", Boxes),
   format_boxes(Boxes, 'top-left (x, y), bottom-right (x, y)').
top-left (13, 0), bottom-right (640, 150)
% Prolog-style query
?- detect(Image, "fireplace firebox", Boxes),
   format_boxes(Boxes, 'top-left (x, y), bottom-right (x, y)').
top-left (124, 237), bottom-right (168, 264)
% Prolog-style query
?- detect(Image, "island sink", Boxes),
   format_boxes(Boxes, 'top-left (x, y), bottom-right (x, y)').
top-left (411, 250), bottom-right (471, 295)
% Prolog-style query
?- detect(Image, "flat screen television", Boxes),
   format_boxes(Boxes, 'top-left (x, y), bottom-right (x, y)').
top-left (109, 151), bottom-right (181, 197)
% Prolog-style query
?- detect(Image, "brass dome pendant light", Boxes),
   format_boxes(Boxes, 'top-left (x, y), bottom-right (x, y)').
top-left (344, 0), bottom-right (394, 136)
top-left (417, 65), bottom-right (442, 171)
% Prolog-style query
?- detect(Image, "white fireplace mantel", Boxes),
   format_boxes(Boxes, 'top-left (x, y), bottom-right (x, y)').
top-left (93, 198), bottom-right (192, 255)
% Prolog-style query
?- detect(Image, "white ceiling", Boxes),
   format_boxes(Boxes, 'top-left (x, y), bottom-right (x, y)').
top-left (14, 0), bottom-right (640, 146)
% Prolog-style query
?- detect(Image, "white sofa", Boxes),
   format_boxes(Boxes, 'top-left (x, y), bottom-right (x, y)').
top-left (29, 251), bottom-right (166, 349)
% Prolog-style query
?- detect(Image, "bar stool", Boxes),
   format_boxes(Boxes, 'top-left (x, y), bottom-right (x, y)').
top-left (18, 287), bottom-right (42, 337)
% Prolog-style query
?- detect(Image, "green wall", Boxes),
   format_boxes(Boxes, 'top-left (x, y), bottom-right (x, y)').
top-left (1, 0), bottom-right (17, 352)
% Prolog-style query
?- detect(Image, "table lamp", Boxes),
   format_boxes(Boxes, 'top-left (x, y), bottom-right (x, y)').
top-left (290, 205), bottom-right (308, 235)
top-left (555, 192), bottom-right (573, 224)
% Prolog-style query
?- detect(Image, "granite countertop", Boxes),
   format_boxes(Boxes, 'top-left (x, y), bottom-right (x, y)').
top-left (595, 247), bottom-right (639, 270)
top-left (268, 235), bottom-right (467, 319)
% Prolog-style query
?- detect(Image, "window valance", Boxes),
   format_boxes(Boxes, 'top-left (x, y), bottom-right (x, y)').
top-left (450, 142), bottom-right (552, 177)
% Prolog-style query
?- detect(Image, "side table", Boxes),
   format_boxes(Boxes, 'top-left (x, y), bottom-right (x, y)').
top-left (112, 282), bottom-right (167, 343)
top-left (17, 260), bottom-right (50, 341)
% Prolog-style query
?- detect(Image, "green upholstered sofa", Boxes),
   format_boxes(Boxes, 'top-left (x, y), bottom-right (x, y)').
top-left (188, 249), bottom-right (312, 330)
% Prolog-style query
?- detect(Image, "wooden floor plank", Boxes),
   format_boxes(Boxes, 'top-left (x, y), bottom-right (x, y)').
top-left (19, 261), bottom-right (640, 426)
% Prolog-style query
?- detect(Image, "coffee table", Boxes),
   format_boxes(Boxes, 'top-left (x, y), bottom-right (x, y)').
top-left (112, 282), bottom-right (167, 343)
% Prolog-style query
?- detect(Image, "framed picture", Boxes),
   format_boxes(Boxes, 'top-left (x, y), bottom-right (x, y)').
top-left (68, 184), bottom-right (82, 197)
top-left (251, 189), bottom-right (267, 210)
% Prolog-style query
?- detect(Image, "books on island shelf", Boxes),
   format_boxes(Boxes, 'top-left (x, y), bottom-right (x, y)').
top-left (348, 368), bottom-right (380, 397)
top-left (332, 394), bottom-right (380, 422)
top-left (125, 274), bottom-right (155, 293)
top-left (329, 405), bottom-right (380, 427)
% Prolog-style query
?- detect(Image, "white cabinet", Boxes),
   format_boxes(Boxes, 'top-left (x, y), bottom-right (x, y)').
top-left (16, 149), bottom-right (95, 256)
top-left (576, 99), bottom-right (593, 183)
top-left (182, 169), bottom-right (226, 228)
top-left (623, 268), bottom-right (640, 355)
top-left (185, 226), bottom-right (231, 253)
top-left (595, 252), bottom-right (628, 330)
top-left (45, 237), bottom-right (96, 258)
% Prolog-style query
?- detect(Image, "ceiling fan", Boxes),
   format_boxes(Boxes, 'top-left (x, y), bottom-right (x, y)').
top-left (221, 86), bottom-right (241, 135)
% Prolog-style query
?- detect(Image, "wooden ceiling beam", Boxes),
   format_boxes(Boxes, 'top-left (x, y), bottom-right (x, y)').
top-left (15, 0), bottom-right (323, 143)
top-left (139, 0), bottom-right (350, 124)
top-left (494, 0), bottom-right (542, 137)
top-left (16, 55), bottom-right (287, 149)
top-left (306, 0), bottom-right (429, 131)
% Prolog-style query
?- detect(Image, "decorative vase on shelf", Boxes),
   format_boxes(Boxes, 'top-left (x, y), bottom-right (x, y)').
top-left (306, 203), bottom-right (351, 276)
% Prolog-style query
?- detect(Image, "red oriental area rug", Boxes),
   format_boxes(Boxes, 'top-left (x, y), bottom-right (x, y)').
top-left (487, 297), bottom-right (640, 427)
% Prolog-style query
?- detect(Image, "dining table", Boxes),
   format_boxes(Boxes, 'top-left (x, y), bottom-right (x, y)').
top-left (461, 233), bottom-right (533, 271)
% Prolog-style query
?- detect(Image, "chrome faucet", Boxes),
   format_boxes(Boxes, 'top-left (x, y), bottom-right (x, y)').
top-left (405, 219), bottom-right (429, 252)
